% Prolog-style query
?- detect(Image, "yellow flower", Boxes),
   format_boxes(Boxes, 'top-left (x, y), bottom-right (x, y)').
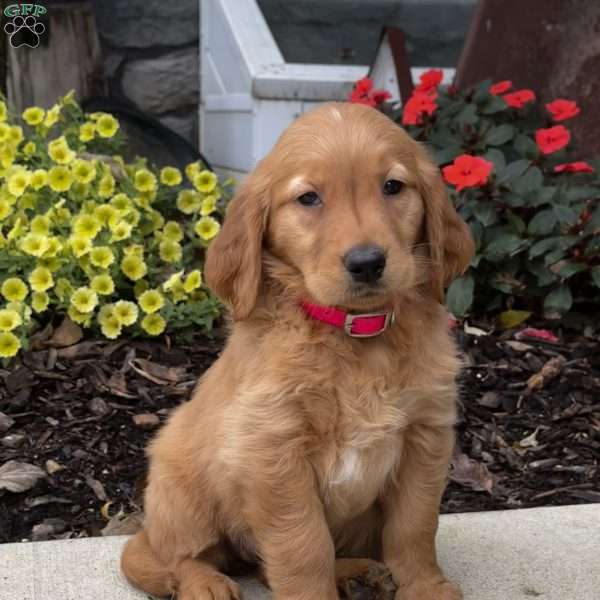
top-left (159, 240), bottom-right (182, 263)
top-left (20, 234), bottom-right (49, 257)
top-left (47, 136), bottom-right (75, 164)
top-left (31, 291), bottom-right (50, 313)
top-left (148, 209), bottom-right (163, 230)
top-left (48, 166), bottom-right (73, 192)
top-left (110, 193), bottom-right (132, 214)
top-left (0, 101), bottom-right (6, 122)
top-left (94, 204), bottom-right (117, 225)
top-left (160, 166), bottom-right (182, 186)
top-left (200, 194), bottom-right (217, 216)
top-left (183, 270), bottom-right (202, 292)
top-left (113, 300), bottom-right (138, 326)
top-left (69, 235), bottom-right (92, 257)
top-left (38, 255), bottom-right (61, 272)
top-left (10, 126), bottom-right (23, 145)
top-left (124, 244), bottom-right (144, 257)
top-left (68, 306), bottom-right (93, 326)
top-left (70, 286), bottom-right (98, 313)
top-left (96, 113), bottom-right (119, 138)
top-left (31, 169), bottom-right (48, 190)
top-left (110, 220), bottom-right (132, 242)
top-left (23, 141), bottom-right (36, 156)
top-left (194, 216), bottom-right (221, 241)
top-left (138, 289), bottom-right (164, 314)
top-left (98, 173), bottom-right (115, 198)
top-left (73, 214), bottom-right (101, 239)
top-left (0, 332), bottom-right (20, 357)
top-left (141, 314), bottom-right (166, 336)
top-left (22, 107), bottom-right (45, 126)
top-left (176, 189), bottom-right (201, 214)
top-left (0, 199), bottom-right (11, 221)
top-left (163, 221), bottom-right (183, 242)
top-left (60, 90), bottom-right (77, 106)
top-left (193, 170), bottom-right (218, 194)
top-left (1, 277), bottom-right (28, 302)
top-left (72, 159), bottom-right (97, 184)
top-left (121, 255), bottom-right (147, 281)
top-left (163, 271), bottom-right (183, 291)
top-left (185, 161), bottom-right (202, 182)
top-left (44, 105), bottom-right (60, 128)
top-left (100, 315), bottom-right (122, 339)
top-left (7, 169), bottom-right (30, 197)
top-left (90, 274), bottom-right (115, 296)
top-left (0, 309), bottom-right (22, 331)
top-left (89, 246), bottom-right (114, 269)
top-left (134, 169), bottom-right (157, 192)
top-left (28, 267), bottom-right (54, 292)
top-left (79, 122), bottom-right (95, 142)
top-left (0, 123), bottom-right (10, 141)
top-left (30, 215), bottom-right (50, 235)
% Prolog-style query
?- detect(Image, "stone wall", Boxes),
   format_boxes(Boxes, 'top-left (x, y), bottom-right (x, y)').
top-left (91, 0), bottom-right (199, 145)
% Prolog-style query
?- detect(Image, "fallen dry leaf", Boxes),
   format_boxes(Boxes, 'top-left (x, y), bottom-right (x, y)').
top-left (516, 327), bottom-right (559, 343)
top-left (100, 509), bottom-right (144, 537)
top-left (85, 475), bottom-right (108, 501)
top-left (129, 358), bottom-right (186, 385)
top-left (450, 452), bottom-right (499, 494)
top-left (43, 317), bottom-right (83, 349)
top-left (0, 461), bottom-right (46, 493)
top-left (527, 356), bottom-right (566, 391)
top-left (499, 310), bottom-right (532, 329)
top-left (464, 322), bottom-right (489, 336)
top-left (0, 411), bottom-right (15, 433)
top-left (45, 459), bottom-right (64, 475)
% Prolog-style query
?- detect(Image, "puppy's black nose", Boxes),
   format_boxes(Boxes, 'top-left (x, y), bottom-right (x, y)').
top-left (344, 245), bottom-right (386, 283)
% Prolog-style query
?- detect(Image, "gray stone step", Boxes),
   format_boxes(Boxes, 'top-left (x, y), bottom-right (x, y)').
top-left (1, 505), bottom-right (598, 599)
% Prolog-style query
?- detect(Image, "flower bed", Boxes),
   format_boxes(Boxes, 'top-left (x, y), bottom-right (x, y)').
top-left (0, 93), bottom-right (230, 360)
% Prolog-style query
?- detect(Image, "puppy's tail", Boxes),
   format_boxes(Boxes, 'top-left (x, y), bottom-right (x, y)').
top-left (121, 529), bottom-right (176, 598)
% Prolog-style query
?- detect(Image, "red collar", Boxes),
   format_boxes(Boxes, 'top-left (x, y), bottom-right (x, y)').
top-left (299, 301), bottom-right (395, 338)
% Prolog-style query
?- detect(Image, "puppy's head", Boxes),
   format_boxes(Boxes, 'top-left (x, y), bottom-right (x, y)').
top-left (205, 103), bottom-right (474, 319)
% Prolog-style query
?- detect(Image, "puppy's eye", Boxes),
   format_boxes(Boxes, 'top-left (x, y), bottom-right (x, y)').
top-left (383, 179), bottom-right (404, 196)
top-left (297, 191), bottom-right (321, 207)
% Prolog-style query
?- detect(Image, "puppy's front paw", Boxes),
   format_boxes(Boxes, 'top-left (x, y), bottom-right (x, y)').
top-left (179, 572), bottom-right (242, 600)
top-left (396, 579), bottom-right (462, 600)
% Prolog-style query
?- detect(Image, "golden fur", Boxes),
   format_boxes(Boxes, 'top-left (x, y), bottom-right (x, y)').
top-left (121, 102), bottom-right (474, 600)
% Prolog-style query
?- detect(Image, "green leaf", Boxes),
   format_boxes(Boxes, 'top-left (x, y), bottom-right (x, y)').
top-left (555, 261), bottom-right (587, 279)
top-left (512, 167), bottom-right (543, 195)
top-left (506, 211), bottom-right (526, 235)
top-left (480, 95), bottom-right (507, 114)
top-left (591, 266), bottom-right (600, 288)
top-left (473, 202), bottom-right (497, 226)
top-left (565, 186), bottom-right (597, 201)
top-left (528, 209), bottom-right (557, 235)
top-left (529, 237), bottom-right (562, 259)
top-left (497, 159), bottom-right (531, 184)
top-left (446, 274), bottom-right (474, 317)
top-left (435, 146), bottom-right (462, 166)
top-left (483, 148), bottom-right (506, 171)
top-left (528, 262), bottom-right (558, 286)
top-left (553, 204), bottom-right (578, 225)
top-left (455, 104), bottom-right (478, 126)
top-left (513, 134), bottom-right (540, 159)
top-left (484, 124), bottom-right (515, 146)
top-left (499, 310), bottom-right (532, 329)
top-left (472, 79), bottom-right (493, 103)
top-left (544, 285), bottom-right (573, 314)
top-left (428, 130), bottom-right (462, 147)
top-left (484, 234), bottom-right (526, 259)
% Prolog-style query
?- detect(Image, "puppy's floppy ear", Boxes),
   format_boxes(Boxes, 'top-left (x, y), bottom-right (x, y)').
top-left (204, 167), bottom-right (269, 320)
top-left (417, 148), bottom-right (475, 303)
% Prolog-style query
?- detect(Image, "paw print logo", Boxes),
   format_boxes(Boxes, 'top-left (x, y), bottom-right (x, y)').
top-left (4, 15), bottom-right (45, 49)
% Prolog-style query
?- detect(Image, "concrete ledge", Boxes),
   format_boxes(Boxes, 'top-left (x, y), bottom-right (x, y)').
top-left (1, 505), bottom-right (598, 599)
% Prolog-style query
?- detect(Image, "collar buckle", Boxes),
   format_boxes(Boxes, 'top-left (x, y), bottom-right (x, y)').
top-left (343, 311), bottom-right (395, 338)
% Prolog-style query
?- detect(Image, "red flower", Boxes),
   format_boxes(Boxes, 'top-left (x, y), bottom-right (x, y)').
top-left (546, 99), bottom-right (580, 122)
top-left (535, 125), bottom-right (570, 154)
top-left (402, 92), bottom-right (438, 126)
top-left (554, 161), bottom-right (594, 173)
top-left (349, 77), bottom-right (391, 108)
top-left (490, 80), bottom-right (512, 95)
top-left (415, 68), bottom-right (443, 93)
top-left (502, 89), bottom-right (536, 108)
top-left (442, 154), bottom-right (494, 192)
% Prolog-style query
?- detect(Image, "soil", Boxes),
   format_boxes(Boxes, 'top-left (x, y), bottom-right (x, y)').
top-left (1, 317), bottom-right (599, 545)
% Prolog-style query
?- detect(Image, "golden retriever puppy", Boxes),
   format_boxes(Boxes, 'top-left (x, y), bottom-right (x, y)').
top-left (121, 102), bottom-right (474, 600)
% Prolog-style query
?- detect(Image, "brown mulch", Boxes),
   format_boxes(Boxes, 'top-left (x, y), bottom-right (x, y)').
top-left (0, 319), bottom-right (599, 544)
